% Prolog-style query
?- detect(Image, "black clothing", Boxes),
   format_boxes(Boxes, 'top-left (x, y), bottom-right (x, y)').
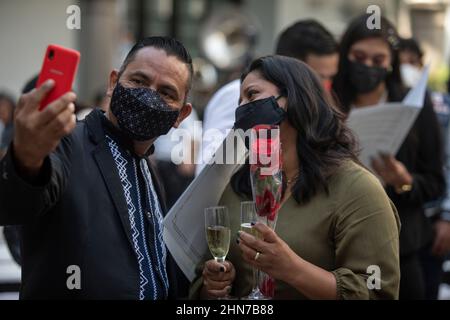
top-left (0, 109), bottom-right (186, 299)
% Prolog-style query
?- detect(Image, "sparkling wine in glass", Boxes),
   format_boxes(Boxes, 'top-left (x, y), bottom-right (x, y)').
top-left (205, 206), bottom-right (231, 263)
top-left (205, 226), bottom-right (230, 263)
top-left (204, 206), bottom-right (233, 299)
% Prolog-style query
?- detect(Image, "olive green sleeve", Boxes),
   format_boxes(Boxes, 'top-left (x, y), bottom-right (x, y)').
top-left (331, 170), bottom-right (401, 300)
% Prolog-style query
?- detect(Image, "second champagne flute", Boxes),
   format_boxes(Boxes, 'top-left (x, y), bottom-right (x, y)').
top-left (240, 201), bottom-right (267, 300)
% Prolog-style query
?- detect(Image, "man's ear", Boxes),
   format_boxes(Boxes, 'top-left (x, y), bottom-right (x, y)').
top-left (106, 69), bottom-right (120, 98)
top-left (173, 103), bottom-right (192, 128)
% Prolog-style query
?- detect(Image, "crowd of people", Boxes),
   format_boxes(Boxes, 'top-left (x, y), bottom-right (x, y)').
top-left (0, 12), bottom-right (450, 300)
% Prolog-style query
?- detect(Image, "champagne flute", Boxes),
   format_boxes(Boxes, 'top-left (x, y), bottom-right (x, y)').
top-left (240, 201), bottom-right (268, 300)
top-left (204, 206), bottom-right (232, 299)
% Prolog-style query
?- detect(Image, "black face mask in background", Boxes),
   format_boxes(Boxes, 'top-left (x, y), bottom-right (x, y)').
top-left (233, 96), bottom-right (286, 132)
top-left (348, 61), bottom-right (389, 94)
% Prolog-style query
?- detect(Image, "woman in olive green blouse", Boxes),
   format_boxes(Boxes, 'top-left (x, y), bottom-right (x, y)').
top-left (191, 56), bottom-right (400, 300)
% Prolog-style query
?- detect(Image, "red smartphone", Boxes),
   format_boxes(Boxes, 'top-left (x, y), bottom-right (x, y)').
top-left (36, 44), bottom-right (80, 110)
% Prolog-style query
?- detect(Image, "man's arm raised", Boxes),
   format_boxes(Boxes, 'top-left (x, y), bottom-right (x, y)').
top-left (0, 80), bottom-right (76, 225)
top-left (12, 80), bottom-right (76, 179)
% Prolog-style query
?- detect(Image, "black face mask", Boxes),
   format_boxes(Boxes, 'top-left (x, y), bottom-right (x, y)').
top-left (234, 96), bottom-right (286, 132)
top-left (348, 61), bottom-right (388, 94)
top-left (110, 83), bottom-right (180, 141)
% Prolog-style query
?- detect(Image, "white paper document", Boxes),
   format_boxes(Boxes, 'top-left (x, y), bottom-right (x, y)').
top-left (347, 67), bottom-right (429, 168)
top-left (163, 131), bottom-right (247, 281)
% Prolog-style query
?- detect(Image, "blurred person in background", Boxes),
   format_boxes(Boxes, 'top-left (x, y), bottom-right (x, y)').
top-left (93, 87), bottom-right (110, 112)
top-left (399, 38), bottom-right (450, 131)
top-left (0, 92), bottom-right (21, 270)
top-left (333, 14), bottom-right (445, 299)
top-left (196, 19), bottom-right (339, 175)
top-left (399, 38), bottom-right (425, 89)
top-left (275, 19), bottom-right (339, 93)
top-left (153, 107), bottom-right (200, 210)
top-left (398, 38), bottom-right (450, 298)
top-left (76, 87), bottom-right (111, 121)
top-left (1, 90), bottom-right (20, 268)
top-left (0, 92), bottom-right (15, 160)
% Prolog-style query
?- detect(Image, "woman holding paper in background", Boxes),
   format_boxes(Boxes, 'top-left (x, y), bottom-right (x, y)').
top-left (333, 14), bottom-right (446, 300)
top-left (190, 55), bottom-right (401, 300)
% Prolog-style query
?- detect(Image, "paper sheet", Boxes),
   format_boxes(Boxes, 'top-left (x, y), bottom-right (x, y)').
top-left (347, 66), bottom-right (429, 168)
top-left (163, 131), bottom-right (247, 281)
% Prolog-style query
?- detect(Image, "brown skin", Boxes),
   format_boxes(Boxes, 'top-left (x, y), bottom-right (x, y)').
top-left (0, 99), bottom-right (14, 124)
top-left (106, 47), bottom-right (192, 157)
top-left (371, 153), bottom-right (413, 190)
top-left (12, 80), bottom-right (77, 178)
top-left (12, 46), bottom-right (192, 179)
top-left (201, 71), bottom-right (337, 300)
top-left (399, 50), bottom-right (422, 68)
top-left (201, 260), bottom-right (235, 298)
top-left (304, 53), bottom-right (339, 85)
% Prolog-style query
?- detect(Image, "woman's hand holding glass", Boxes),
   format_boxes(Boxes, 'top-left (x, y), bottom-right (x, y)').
top-left (201, 260), bottom-right (236, 299)
top-left (237, 222), bottom-right (301, 285)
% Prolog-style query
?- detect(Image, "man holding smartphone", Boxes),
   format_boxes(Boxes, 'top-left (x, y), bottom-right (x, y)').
top-left (0, 36), bottom-right (193, 299)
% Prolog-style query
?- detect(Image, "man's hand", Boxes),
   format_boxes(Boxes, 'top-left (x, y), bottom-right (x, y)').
top-left (201, 259), bottom-right (235, 299)
top-left (13, 80), bottom-right (77, 177)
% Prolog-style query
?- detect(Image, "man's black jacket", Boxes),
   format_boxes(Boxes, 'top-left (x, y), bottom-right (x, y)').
top-left (0, 109), bottom-right (186, 299)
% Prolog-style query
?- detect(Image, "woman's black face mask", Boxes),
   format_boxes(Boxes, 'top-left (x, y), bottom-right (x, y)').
top-left (348, 61), bottom-right (389, 94)
top-left (233, 96), bottom-right (286, 132)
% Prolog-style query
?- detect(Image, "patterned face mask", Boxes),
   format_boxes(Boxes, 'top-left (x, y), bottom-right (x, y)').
top-left (110, 82), bottom-right (180, 141)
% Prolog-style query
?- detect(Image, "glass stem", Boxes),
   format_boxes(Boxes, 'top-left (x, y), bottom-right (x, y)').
top-left (252, 267), bottom-right (259, 292)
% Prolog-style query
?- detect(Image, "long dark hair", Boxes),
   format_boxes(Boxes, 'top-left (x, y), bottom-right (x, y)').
top-left (231, 55), bottom-right (359, 205)
top-left (333, 14), bottom-right (405, 113)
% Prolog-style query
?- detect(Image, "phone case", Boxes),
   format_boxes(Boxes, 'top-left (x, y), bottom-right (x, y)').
top-left (36, 44), bottom-right (80, 110)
